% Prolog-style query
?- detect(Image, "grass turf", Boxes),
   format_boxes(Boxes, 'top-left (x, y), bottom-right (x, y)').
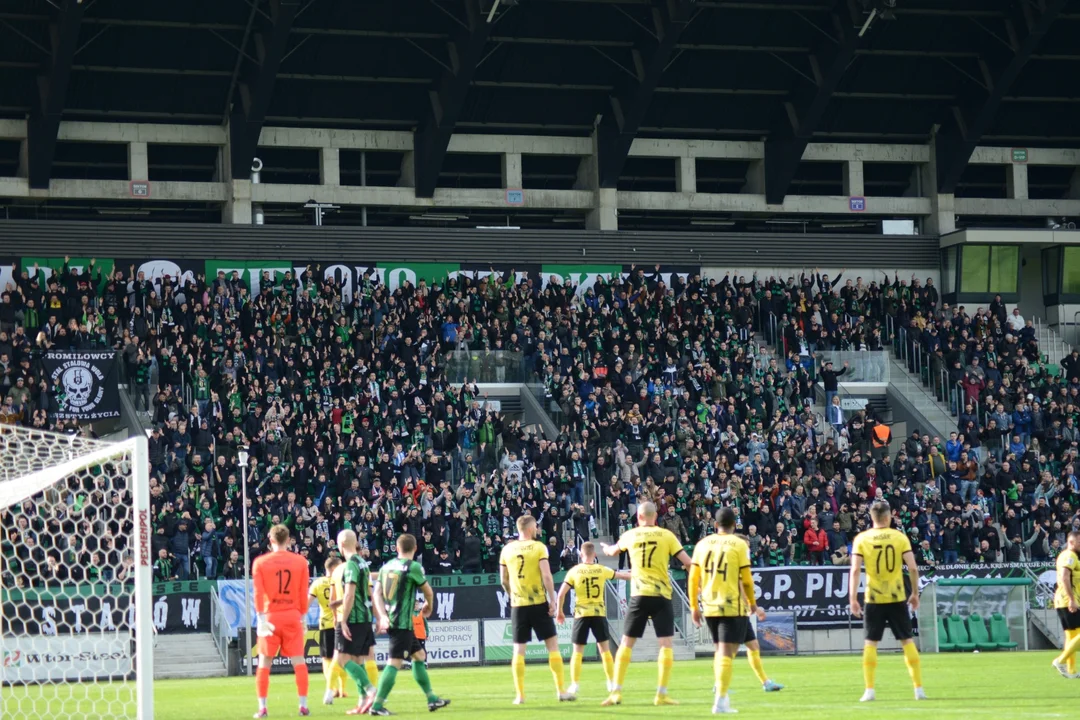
top-left (5, 651), bottom-right (1078, 719)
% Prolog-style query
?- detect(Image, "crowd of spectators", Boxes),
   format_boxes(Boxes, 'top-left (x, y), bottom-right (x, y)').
top-left (2, 259), bottom-right (1079, 590)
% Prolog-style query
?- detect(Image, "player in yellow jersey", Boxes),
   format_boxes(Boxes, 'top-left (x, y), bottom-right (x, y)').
top-left (849, 501), bottom-right (925, 702)
top-left (1051, 530), bottom-right (1080, 677)
top-left (601, 501), bottom-right (692, 707)
top-left (555, 542), bottom-right (631, 696)
top-left (310, 556), bottom-right (345, 705)
top-left (499, 514), bottom-right (573, 704)
top-left (689, 507), bottom-right (756, 714)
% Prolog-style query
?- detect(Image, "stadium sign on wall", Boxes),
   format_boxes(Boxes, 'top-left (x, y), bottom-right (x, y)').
top-left (2, 635), bottom-right (132, 684)
top-left (242, 621), bottom-right (482, 674)
top-left (2, 590), bottom-right (210, 635)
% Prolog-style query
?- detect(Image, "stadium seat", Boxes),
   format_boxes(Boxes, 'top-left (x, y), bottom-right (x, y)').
top-left (964, 613), bottom-right (999, 650)
top-left (936, 616), bottom-right (956, 651)
top-left (945, 614), bottom-right (977, 651)
top-left (988, 613), bottom-right (1018, 649)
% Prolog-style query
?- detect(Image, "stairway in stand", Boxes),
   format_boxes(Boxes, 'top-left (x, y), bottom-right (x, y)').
top-left (154, 632), bottom-right (228, 679)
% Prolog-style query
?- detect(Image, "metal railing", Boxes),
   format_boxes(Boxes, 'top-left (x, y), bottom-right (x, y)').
top-left (209, 586), bottom-right (230, 668)
top-left (815, 350), bottom-right (890, 383)
top-left (443, 350), bottom-right (527, 384)
top-left (670, 580), bottom-right (698, 650)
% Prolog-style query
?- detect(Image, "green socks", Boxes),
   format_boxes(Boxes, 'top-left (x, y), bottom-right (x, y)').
top-left (412, 661), bottom-right (439, 702)
top-left (372, 665), bottom-right (398, 710)
top-left (343, 660), bottom-right (372, 693)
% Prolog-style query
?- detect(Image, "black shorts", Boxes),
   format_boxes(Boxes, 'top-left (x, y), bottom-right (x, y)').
top-left (1058, 608), bottom-right (1080, 631)
top-left (624, 596), bottom-right (675, 639)
top-left (319, 628), bottom-right (336, 659)
top-left (335, 622), bottom-right (375, 657)
top-left (706, 616), bottom-right (751, 645)
top-left (387, 628), bottom-right (425, 660)
top-left (571, 616), bottom-right (610, 645)
top-left (864, 602), bottom-right (913, 642)
top-left (511, 603), bottom-right (558, 644)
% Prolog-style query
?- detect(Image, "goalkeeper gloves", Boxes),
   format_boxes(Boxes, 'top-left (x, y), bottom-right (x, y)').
top-left (256, 614), bottom-right (276, 637)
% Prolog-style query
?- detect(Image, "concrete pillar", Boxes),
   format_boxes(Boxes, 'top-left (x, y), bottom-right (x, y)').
top-left (398, 151), bottom-right (415, 188)
top-left (742, 159), bottom-right (765, 194)
top-left (1069, 168), bottom-right (1080, 199)
top-left (587, 188), bottom-right (618, 231)
top-left (676, 157), bottom-right (696, 193)
top-left (16, 139), bottom-right (28, 178)
top-left (223, 179), bottom-right (253, 224)
top-left (128, 142), bottom-right (149, 181)
top-left (1006, 163), bottom-right (1028, 200)
top-left (501, 152), bottom-right (522, 188)
top-left (320, 147), bottom-right (340, 186)
top-left (924, 133), bottom-right (956, 235)
top-left (843, 159), bottom-right (864, 197)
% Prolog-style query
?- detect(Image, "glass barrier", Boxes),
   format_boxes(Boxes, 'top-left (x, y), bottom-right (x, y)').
top-left (815, 351), bottom-right (890, 383)
top-left (442, 350), bottom-right (527, 384)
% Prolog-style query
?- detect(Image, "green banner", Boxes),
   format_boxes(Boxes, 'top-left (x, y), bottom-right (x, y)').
top-left (482, 619), bottom-right (599, 661)
top-left (427, 570), bottom-right (575, 588)
top-left (22, 257), bottom-right (115, 292)
top-left (2, 579), bottom-right (214, 603)
top-left (378, 262), bottom-right (460, 291)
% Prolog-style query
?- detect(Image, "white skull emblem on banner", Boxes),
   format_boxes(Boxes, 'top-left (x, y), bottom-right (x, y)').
top-left (62, 366), bottom-right (95, 408)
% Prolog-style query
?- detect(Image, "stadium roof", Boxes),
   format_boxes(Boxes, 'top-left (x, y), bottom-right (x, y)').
top-left (1, 0), bottom-right (1078, 225)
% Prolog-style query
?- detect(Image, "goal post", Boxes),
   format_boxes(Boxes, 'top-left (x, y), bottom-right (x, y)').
top-left (0, 427), bottom-right (153, 720)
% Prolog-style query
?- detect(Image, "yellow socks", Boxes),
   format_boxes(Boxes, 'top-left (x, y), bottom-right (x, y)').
top-left (600, 650), bottom-right (615, 688)
top-left (657, 646), bottom-right (674, 693)
top-left (862, 644), bottom-right (878, 691)
top-left (717, 654), bottom-right (734, 697)
top-left (613, 646), bottom-right (632, 689)
top-left (322, 659), bottom-right (333, 691)
top-left (511, 654), bottom-right (526, 699)
top-left (1055, 629), bottom-right (1080, 668)
top-left (902, 642), bottom-right (922, 688)
top-left (334, 662), bottom-right (346, 694)
top-left (1066, 630), bottom-right (1077, 674)
top-left (570, 651), bottom-right (583, 686)
top-left (548, 652), bottom-right (566, 694)
top-left (365, 659), bottom-right (379, 688)
top-left (747, 649), bottom-right (768, 684)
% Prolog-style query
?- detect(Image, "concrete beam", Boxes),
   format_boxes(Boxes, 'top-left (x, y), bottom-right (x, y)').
top-left (413, 0), bottom-right (492, 197)
top-left (616, 191), bottom-right (931, 215)
top-left (628, 138), bottom-right (763, 160)
top-left (0, 177), bottom-right (226, 202)
top-left (1006, 163), bottom-right (1028, 200)
top-left (57, 122), bottom-right (226, 145)
top-left (258, 127), bottom-right (413, 151)
top-left (935, 0), bottom-right (1068, 192)
top-left (764, 1), bottom-right (876, 204)
top-left (0, 119), bottom-right (27, 140)
top-left (128, 142), bottom-right (149, 181)
top-left (249, 183), bottom-right (595, 210)
top-left (26, 0), bottom-right (85, 188)
top-left (954, 197), bottom-right (1080, 217)
top-left (448, 134), bottom-right (591, 156)
top-left (970, 146), bottom-right (1080, 166)
top-left (802, 143), bottom-right (930, 164)
top-left (596, 0), bottom-right (697, 188)
top-left (228, 0), bottom-right (300, 179)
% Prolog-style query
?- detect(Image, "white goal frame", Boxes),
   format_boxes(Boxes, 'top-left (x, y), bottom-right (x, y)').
top-left (0, 431), bottom-right (153, 720)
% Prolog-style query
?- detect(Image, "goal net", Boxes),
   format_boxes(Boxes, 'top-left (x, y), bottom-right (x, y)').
top-left (1, 427), bottom-right (153, 720)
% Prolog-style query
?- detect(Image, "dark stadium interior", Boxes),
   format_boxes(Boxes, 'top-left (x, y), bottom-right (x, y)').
top-left (1, 0), bottom-right (1080, 227)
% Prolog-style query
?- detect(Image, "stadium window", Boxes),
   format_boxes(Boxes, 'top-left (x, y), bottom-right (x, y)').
top-left (1063, 247), bottom-right (1080, 294)
top-left (959, 244), bottom-right (1018, 294)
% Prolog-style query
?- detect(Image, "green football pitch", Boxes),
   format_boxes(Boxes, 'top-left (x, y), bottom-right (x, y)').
top-left (5, 652), bottom-right (1078, 719)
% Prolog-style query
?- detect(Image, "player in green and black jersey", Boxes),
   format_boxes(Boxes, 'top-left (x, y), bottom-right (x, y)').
top-left (369, 534), bottom-right (450, 715)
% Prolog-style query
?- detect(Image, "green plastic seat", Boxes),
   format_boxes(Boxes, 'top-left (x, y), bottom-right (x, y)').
top-left (965, 613), bottom-right (999, 650)
top-left (945, 614), bottom-right (977, 651)
top-left (989, 613), bottom-right (1018, 649)
top-left (937, 616), bottom-right (956, 651)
